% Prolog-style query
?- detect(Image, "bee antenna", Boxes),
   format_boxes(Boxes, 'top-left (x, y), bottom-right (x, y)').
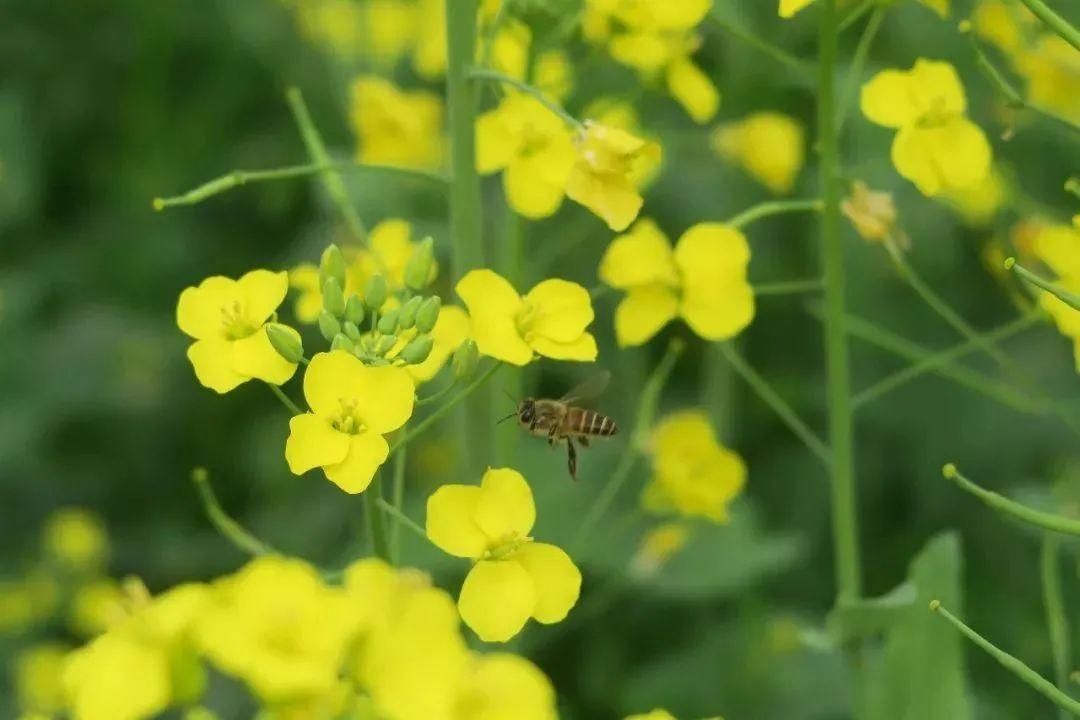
top-left (496, 410), bottom-right (518, 425)
top-left (501, 387), bottom-right (517, 402)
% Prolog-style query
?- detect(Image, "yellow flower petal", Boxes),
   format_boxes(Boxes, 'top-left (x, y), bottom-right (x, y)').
top-left (303, 351), bottom-right (362, 417)
top-left (186, 339), bottom-right (246, 394)
top-left (477, 106), bottom-right (517, 174)
top-left (681, 283), bottom-right (755, 340)
top-left (230, 326), bottom-right (299, 386)
top-left (456, 269), bottom-right (533, 366)
top-left (426, 485), bottom-right (488, 558)
top-left (614, 285), bottom-right (679, 347)
top-left (514, 543), bottom-right (580, 624)
top-left (458, 560), bottom-right (535, 642)
top-left (63, 633), bottom-right (171, 720)
top-left (862, 59), bottom-right (967, 129)
top-left (462, 653), bottom-right (558, 720)
top-left (237, 269), bottom-right (289, 327)
top-left (860, 69), bottom-right (921, 128)
top-left (528, 332), bottom-right (599, 362)
top-left (923, 117), bottom-right (992, 192)
top-left (504, 153), bottom-right (568, 218)
top-left (349, 365), bottom-right (416, 434)
top-left (779, 0), bottom-right (815, 18)
top-left (475, 468), bottom-right (536, 541)
top-left (565, 169), bottom-right (643, 232)
top-left (285, 414), bottom-right (351, 475)
top-left (675, 224), bottom-right (754, 340)
top-left (176, 276), bottom-right (239, 340)
top-left (323, 432), bottom-right (390, 494)
top-left (524, 279), bottom-right (594, 344)
top-left (598, 219), bottom-right (678, 290)
top-left (666, 57), bottom-right (720, 124)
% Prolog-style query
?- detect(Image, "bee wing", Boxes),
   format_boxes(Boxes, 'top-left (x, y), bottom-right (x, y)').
top-left (558, 370), bottom-right (611, 405)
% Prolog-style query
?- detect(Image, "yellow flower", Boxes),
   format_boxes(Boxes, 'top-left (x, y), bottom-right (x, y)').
top-left (599, 219), bottom-right (754, 346)
top-left (711, 112), bottom-right (805, 195)
top-left (293, 0), bottom-right (366, 55)
top-left (476, 94), bottom-right (577, 219)
top-left (176, 270), bottom-right (300, 394)
top-left (972, 0), bottom-right (1033, 54)
top-left (456, 653), bottom-right (559, 720)
top-left (567, 121), bottom-right (661, 231)
top-left (412, 0), bottom-right (447, 79)
top-left (0, 574), bottom-right (58, 633)
top-left (288, 264), bottom-right (325, 324)
top-left (643, 411), bottom-right (746, 522)
top-left (426, 468), bottom-right (582, 642)
top-left (42, 507), bottom-right (108, 572)
top-left (196, 556), bottom-right (355, 703)
top-left (1015, 35), bottom-right (1080, 124)
top-left (1034, 224), bottom-right (1080, 371)
top-left (667, 54), bottom-right (721, 124)
top-left (351, 218), bottom-right (438, 292)
top-left (68, 579), bottom-right (126, 637)
top-left (782, 0), bottom-right (946, 18)
top-left (840, 181), bottom-right (907, 247)
top-left (349, 76), bottom-right (443, 169)
top-left (940, 165), bottom-right (1006, 227)
top-left (535, 51), bottom-right (574, 103)
top-left (285, 351), bottom-right (415, 494)
top-left (631, 522), bottom-right (692, 577)
top-left (15, 643), bottom-right (68, 714)
top-left (626, 711), bottom-right (678, 720)
top-left (861, 59), bottom-right (992, 196)
top-left (583, 99), bottom-right (663, 188)
top-left (456, 269), bottom-right (597, 365)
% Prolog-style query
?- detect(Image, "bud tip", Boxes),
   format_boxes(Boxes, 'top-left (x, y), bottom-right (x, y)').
top-left (942, 463), bottom-right (958, 479)
top-left (152, 198), bottom-right (165, 211)
top-left (191, 467), bottom-right (209, 484)
top-left (1003, 257), bottom-right (1016, 270)
top-left (929, 599), bottom-right (941, 612)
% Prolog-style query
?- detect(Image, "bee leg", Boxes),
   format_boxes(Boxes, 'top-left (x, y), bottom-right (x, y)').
top-left (547, 424), bottom-right (559, 450)
top-left (566, 438), bottom-right (578, 481)
top-left (578, 435), bottom-right (590, 448)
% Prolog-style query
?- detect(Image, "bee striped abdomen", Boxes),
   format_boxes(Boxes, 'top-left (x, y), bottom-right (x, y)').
top-left (569, 408), bottom-right (618, 437)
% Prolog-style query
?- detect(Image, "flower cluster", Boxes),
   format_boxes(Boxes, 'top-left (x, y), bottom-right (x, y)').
top-left (349, 76), bottom-right (444, 169)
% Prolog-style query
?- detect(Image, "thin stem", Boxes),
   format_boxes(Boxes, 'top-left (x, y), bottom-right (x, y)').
top-left (376, 498), bottom-right (431, 545)
top-left (575, 339), bottom-right (685, 547)
top-left (389, 425), bottom-right (408, 564)
top-left (728, 198), bottom-right (823, 229)
top-left (390, 361), bottom-right (503, 453)
top-left (837, 6), bottom-right (886, 132)
top-left (838, 0), bottom-right (875, 31)
top-left (363, 477), bottom-right (390, 561)
top-left (416, 379), bottom-right (458, 407)
top-left (1041, 533), bottom-right (1072, 717)
top-left (446, 0), bottom-right (484, 279)
top-left (942, 464), bottom-right (1080, 536)
top-left (1016, 0), bottom-right (1080, 52)
top-left (707, 11), bottom-right (815, 85)
top-left (468, 69), bottom-right (583, 129)
top-left (717, 342), bottom-right (831, 465)
top-left (285, 88), bottom-right (367, 243)
top-left (266, 383), bottom-right (304, 415)
top-left (1008, 258), bottom-right (1080, 312)
top-left (753, 278), bottom-right (825, 296)
top-left (191, 468), bottom-right (273, 556)
top-left (930, 600), bottom-right (1080, 717)
top-left (153, 162), bottom-right (448, 209)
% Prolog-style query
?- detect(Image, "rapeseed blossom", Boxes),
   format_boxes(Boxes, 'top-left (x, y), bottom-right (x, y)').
top-left (457, 269), bottom-right (597, 365)
top-left (782, 0), bottom-right (947, 18)
top-left (1033, 224), bottom-right (1080, 371)
top-left (861, 60), bottom-right (992, 196)
top-left (176, 270), bottom-right (301, 394)
top-left (626, 711), bottom-right (678, 720)
top-left (643, 411), bottom-right (746, 522)
top-left (599, 219), bottom-right (754, 346)
top-left (426, 468), bottom-right (582, 642)
top-left (583, 99), bottom-right (662, 188)
top-left (567, 121), bottom-right (661, 231)
top-left (940, 165), bottom-right (1006, 227)
top-left (42, 508), bottom-right (107, 572)
top-left (285, 351), bottom-right (415, 493)
top-left (711, 112), bottom-right (805, 195)
top-left (349, 76), bottom-right (443, 169)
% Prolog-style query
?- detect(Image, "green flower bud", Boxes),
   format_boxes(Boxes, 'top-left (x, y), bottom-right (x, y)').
top-left (398, 296), bottom-right (423, 330)
top-left (322, 277), bottom-right (346, 316)
top-left (319, 244), bottom-right (347, 290)
top-left (318, 310), bottom-right (341, 342)
top-left (452, 339), bottom-right (479, 380)
top-left (364, 274), bottom-right (388, 311)
top-left (415, 296), bottom-right (441, 333)
top-left (400, 334), bottom-right (434, 364)
top-left (360, 335), bottom-right (376, 353)
top-left (331, 333), bottom-right (354, 353)
top-left (374, 334), bottom-right (398, 355)
top-left (345, 294), bottom-right (366, 325)
top-left (343, 321), bottom-right (362, 341)
top-left (404, 236), bottom-right (435, 291)
top-left (377, 308), bottom-right (400, 335)
top-left (265, 323), bottom-right (305, 364)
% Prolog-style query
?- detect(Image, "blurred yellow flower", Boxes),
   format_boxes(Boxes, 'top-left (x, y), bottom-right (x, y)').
top-left (197, 556), bottom-right (354, 703)
top-left (351, 218), bottom-right (437, 292)
top-left (972, 0), bottom-right (1030, 54)
top-left (940, 165), bottom-right (1006, 227)
top-left (841, 181), bottom-right (907, 247)
top-left (599, 219), bottom-right (754, 346)
top-left (861, 59), bottom-right (992, 196)
top-left (426, 468), bottom-right (582, 642)
top-left (626, 711), bottom-right (678, 720)
top-left (15, 643), bottom-right (68, 715)
top-left (456, 269), bottom-right (597, 365)
top-left (643, 411), bottom-right (746, 522)
top-left (176, 270), bottom-right (300, 394)
top-left (412, 0), bottom-right (447, 79)
top-left (1034, 224), bottom-right (1080, 371)
top-left (456, 653), bottom-right (559, 720)
top-left (288, 264), bottom-right (325, 325)
top-left (68, 579), bottom-right (126, 637)
top-left (711, 112), bottom-right (805, 194)
top-left (1015, 35), bottom-right (1080, 124)
top-left (349, 76), bottom-right (443, 169)
top-left (567, 121), bottom-right (661, 231)
top-left (631, 521), bottom-right (692, 576)
top-left (42, 507), bottom-right (108, 572)
top-left (584, 99), bottom-right (663, 188)
top-left (0, 574), bottom-right (58, 633)
top-left (476, 94), bottom-right (577, 219)
top-left (285, 351), bottom-right (415, 494)
top-left (782, 0), bottom-right (946, 18)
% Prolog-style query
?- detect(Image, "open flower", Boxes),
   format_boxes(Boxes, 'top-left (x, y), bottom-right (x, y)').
top-left (349, 76), bottom-right (443, 169)
top-left (456, 269), bottom-right (597, 365)
top-left (599, 219), bottom-right (754, 346)
top-left (285, 351), bottom-right (415, 494)
top-left (643, 411), bottom-right (746, 522)
top-left (176, 270), bottom-right (301, 394)
top-left (567, 121), bottom-right (661, 231)
top-left (426, 468), bottom-right (582, 642)
top-left (860, 59), bottom-right (992, 196)
top-left (711, 112), bottom-right (805, 195)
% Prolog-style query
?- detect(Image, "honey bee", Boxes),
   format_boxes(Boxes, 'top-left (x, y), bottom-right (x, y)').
top-left (499, 372), bottom-right (618, 481)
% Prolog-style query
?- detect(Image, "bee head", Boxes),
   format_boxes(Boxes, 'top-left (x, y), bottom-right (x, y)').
top-left (518, 398), bottom-right (536, 425)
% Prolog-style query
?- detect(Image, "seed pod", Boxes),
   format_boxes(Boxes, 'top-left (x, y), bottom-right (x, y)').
top-left (398, 296), bottom-right (423, 330)
top-left (343, 321), bottom-right (362, 341)
top-left (318, 310), bottom-right (341, 342)
top-left (452, 339), bottom-right (479, 380)
top-left (403, 236), bottom-right (435, 291)
top-left (374, 334), bottom-right (398, 355)
top-left (322, 277), bottom-right (346, 316)
top-left (331, 333), bottom-right (354, 353)
top-left (364, 275), bottom-right (388, 311)
top-left (265, 323), bottom-right (304, 364)
top-left (400, 334), bottom-right (434, 364)
top-left (414, 296), bottom-right (441, 333)
top-left (345, 294), bottom-right (366, 326)
top-left (319, 244), bottom-right (347, 290)
top-left (377, 308), bottom-right (400, 335)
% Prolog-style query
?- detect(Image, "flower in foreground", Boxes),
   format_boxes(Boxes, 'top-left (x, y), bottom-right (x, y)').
top-left (177, 270), bottom-right (301, 394)
top-left (711, 112), bottom-right (805, 195)
top-left (426, 468), bottom-right (582, 642)
top-left (599, 219), bottom-right (754, 346)
top-left (349, 75), bottom-right (443, 168)
top-left (643, 411), bottom-right (746, 522)
top-left (567, 121), bottom-right (661, 231)
top-left (860, 59), bottom-right (991, 196)
top-left (456, 269), bottom-right (597, 365)
top-left (285, 351), bottom-right (415, 493)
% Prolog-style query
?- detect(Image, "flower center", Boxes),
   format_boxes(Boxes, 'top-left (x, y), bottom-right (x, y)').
top-left (331, 398), bottom-right (366, 435)
top-left (483, 533), bottom-right (532, 561)
top-left (917, 96), bottom-right (955, 128)
top-left (220, 301), bottom-right (256, 341)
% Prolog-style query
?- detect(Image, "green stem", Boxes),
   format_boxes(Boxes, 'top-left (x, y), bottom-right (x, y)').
top-left (728, 199), bottom-right (823, 229)
top-left (575, 339), bottom-right (685, 548)
top-left (707, 11), bottom-right (815, 85)
top-left (390, 361), bottom-right (503, 453)
top-left (191, 468), bottom-right (273, 556)
top-left (930, 600), bottom-right (1080, 717)
top-left (838, 0), bottom-right (875, 31)
top-left (1016, 0), bottom-right (1080, 52)
top-left (837, 6), bottom-right (886, 132)
top-left (266, 383), bottom-right (304, 415)
top-left (753, 278), bottom-right (825, 296)
top-left (1041, 533), bottom-right (1072, 718)
top-left (468, 69), bottom-right (583, 129)
top-left (416, 379), bottom-right (459, 407)
top-left (446, 0), bottom-right (484, 279)
top-left (285, 88), bottom-right (367, 243)
top-left (942, 464), bottom-right (1080, 536)
top-left (376, 498), bottom-right (431, 545)
top-left (717, 342), bottom-right (831, 465)
top-left (389, 426), bottom-right (408, 564)
top-left (153, 162), bottom-right (448, 209)
top-left (363, 477), bottom-right (390, 561)
top-left (1008, 258), bottom-right (1080, 312)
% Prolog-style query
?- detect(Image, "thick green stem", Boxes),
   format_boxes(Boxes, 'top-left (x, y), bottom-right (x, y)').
top-left (192, 468), bottom-right (273, 556)
top-left (1016, 0), bottom-right (1080, 52)
top-left (1041, 534), bottom-right (1072, 719)
top-left (389, 427), bottom-right (408, 564)
top-left (727, 198), bottom-right (823, 229)
top-left (363, 477), bottom-right (390, 561)
top-left (446, 0), bottom-right (483, 279)
top-left (943, 464), bottom-right (1080, 536)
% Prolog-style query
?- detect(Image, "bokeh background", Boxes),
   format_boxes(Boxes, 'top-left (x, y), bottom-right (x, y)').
top-left (2, 0), bottom-right (1080, 718)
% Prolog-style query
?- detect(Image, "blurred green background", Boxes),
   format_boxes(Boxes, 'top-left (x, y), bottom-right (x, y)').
top-left (2, 0), bottom-right (1080, 718)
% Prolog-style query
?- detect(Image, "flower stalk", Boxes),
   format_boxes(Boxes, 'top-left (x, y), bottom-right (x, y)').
top-left (942, 464), bottom-right (1080, 536)
top-left (1041, 534), bottom-right (1072, 719)
top-left (446, 0), bottom-right (484, 279)
top-left (727, 198), bottom-right (823, 229)
top-left (192, 468), bottom-right (273, 556)
top-left (1016, 0), bottom-right (1080, 52)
